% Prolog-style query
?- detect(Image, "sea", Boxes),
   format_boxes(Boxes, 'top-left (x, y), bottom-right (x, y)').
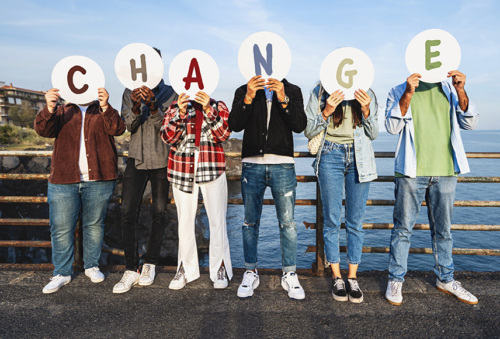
top-left (200, 129), bottom-right (500, 272)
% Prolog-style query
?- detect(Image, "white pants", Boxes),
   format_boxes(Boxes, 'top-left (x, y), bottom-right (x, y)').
top-left (172, 167), bottom-right (232, 283)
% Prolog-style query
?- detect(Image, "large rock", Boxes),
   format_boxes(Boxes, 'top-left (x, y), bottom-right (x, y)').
top-left (2, 156), bottom-right (20, 171)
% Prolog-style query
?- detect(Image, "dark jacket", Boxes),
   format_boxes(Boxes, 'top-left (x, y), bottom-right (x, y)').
top-left (228, 79), bottom-right (306, 159)
top-left (34, 101), bottom-right (126, 184)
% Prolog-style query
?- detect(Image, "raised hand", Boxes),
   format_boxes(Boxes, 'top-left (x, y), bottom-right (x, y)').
top-left (245, 75), bottom-right (266, 103)
top-left (265, 78), bottom-right (285, 102)
top-left (354, 89), bottom-right (371, 118)
top-left (177, 93), bottom-right (190, 117)
top-left (45, 88), bottom-right (60, 114)
top-left (323, 90), bottom-right (345, 120)
top-left (98, 88), bottom-right (109, 111)
top-left (195, 91), bottom-right (211, 113)
top-left (405, 73), bottom-right (421, 95)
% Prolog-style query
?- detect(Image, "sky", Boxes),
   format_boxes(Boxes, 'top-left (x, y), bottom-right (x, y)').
top-left (1, 0), bottom-right (499, 130)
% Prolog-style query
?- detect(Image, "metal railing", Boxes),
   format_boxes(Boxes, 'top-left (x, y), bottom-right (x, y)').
top-left (1, 150), bottom-right (499, 275)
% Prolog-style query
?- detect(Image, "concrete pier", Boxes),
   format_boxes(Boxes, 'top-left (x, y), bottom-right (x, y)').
top-left (0, 268), bottom-right (499, 338)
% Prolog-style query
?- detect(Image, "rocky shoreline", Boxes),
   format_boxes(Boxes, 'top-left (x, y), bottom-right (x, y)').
top-left (0, 137), bottom-right (243, 266)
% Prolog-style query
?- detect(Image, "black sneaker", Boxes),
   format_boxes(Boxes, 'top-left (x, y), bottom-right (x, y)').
top-left (331, 277), bottom-right (348, 301)
top-left (347, 278), bottom-right (363, 303)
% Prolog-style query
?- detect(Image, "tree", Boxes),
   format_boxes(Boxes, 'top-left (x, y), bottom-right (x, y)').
top-left (9, 101), bottom-right (38, 128)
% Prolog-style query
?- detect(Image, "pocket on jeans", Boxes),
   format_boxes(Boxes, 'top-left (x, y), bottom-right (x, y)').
top-left (242, 162), bottom-right (256, 169)
top-left (279, 163), bottom-right (295, 170)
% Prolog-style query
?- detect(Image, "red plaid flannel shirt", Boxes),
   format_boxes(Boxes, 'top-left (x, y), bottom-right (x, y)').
top-left (160, 100), bottom-right (231, 193)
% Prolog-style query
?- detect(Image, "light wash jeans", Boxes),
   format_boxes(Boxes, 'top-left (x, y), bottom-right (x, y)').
top-left (389, 176), bottom-right (457, 283)
top-left (318, 141), bottom-right (370, 265)
top-left (47, 181), bottom-right (116, 276)
top-left (241, 163), bottom-right (297, 273)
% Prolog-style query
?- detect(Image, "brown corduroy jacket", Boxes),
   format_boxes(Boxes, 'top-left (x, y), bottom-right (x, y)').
top-left (34, 101), bottom-right (126, 184)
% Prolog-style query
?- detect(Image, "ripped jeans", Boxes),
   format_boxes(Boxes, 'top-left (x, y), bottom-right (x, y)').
top-left (241, 162), bottom-right (297, 273)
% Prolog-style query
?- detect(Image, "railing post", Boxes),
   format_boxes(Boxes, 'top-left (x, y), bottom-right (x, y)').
top-left (73, 215), bottom-right (84, 270)
top-left (312, 181), bottom-right (325, 276)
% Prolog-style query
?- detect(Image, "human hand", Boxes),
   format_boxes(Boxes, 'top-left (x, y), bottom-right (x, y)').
top-left (177, 93), bottom-right (190, 117)
top-left (195, 91), bottom-right (211, 113)
top-left (245, 75), bottom-right (266, 102)
top-left (354, 89), bottom-right (371, 118)
top-left (45, 88), bottom-right (60, 113)
top-left (448, 70), bottom-right (466, 91)
top-left (130, 88), bottom-right (142, 103)
top-left (265, 78), bottom-right (285, 102)
top-left (323, 90), bottom-right (344, 119)
top-left (140, 86), bottom-right (155, 105)
top-left (98, 88), bottom-right (109, 110)
top-left (405, 73), bottom-right (421, 95)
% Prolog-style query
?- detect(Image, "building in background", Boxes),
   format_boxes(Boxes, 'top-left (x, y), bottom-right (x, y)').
top-left (0, 82), bottom-right (47, 125)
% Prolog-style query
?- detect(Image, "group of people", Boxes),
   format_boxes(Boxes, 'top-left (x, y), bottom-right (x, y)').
top-left (35, 48), bottom-right (479, 306)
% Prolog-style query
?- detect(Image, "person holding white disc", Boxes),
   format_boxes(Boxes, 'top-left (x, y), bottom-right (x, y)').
top-left (160, 90), bottom-right (233, 290)
top-left (304, 83), bottom-right (378, 303)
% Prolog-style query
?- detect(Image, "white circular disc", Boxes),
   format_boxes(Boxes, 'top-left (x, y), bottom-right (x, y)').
top-left (115, 43), bottom-right (164, 90)
top-left (168, 49), bottom-right (219, 98)
top-left (51, 56), bottom-right (105, 105)
top-left (238, 31), bottom-right (291, 81)
top-left (405, 29), bottom-right (461, 83)
top-left (320, 47), bottom-right (374, 100)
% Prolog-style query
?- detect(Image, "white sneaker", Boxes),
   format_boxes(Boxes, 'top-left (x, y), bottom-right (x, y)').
top-left (436, 279), bottom-right (478, 305)
top-left (113, 270), bottom-right (140, 294)
top-left (139, 264), bottom-right (156, 286)
top-left (386, 280), bottom-right (403, 306)
top-left (214, 265), bottom-right (228, 289)
top-left (85, 267), bottom-right (105, 283)
top-left (281, 272), bottom-right (305, 300)
top-left (42, 275), bottom-right (71, 294)
top-left (169, 266), bottom-right (187, 290)
top-left (237, 270), bottom-right (260, 298)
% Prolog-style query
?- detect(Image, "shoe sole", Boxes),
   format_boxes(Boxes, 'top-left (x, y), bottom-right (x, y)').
top-left (386, 297), bottom-right (402, 306)
top-left (139, 280), bottom-right (154, 286)
top-left (436, 286), bottom-right (479, 305)
top-left (43, 279), bottom-right (71, 294)
top-left (113, 280), bottom-right (139, 294)
top-left (214, 282), bottom-right (228, 289)
top-left (169, 282), bottom-right (187, 290)
top-left (237, 279), bottom-right (260, 298)
top-left (281, 280), bottom-right (305, 300)
top-left (88, 277), bottom-right (105, 283)
top-left (332, 292), bottom-right (348, 302)
top-left (349, 295), bottom-right (363, 303)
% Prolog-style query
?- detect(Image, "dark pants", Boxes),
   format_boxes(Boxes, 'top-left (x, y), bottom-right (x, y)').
top-left (121, 158), bottom-right (169, 271)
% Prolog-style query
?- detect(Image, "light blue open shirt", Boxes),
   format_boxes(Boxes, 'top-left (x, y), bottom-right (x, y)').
top-left (304, 84), bottom-right (379, 183)
top-left (384, 80), bottom-right (479, 177)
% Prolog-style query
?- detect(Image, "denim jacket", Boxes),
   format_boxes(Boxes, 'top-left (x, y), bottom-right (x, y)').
top-left (304, 84), bottom-right (379, 183)
top-left (384, 81), bottom-right (479, 177)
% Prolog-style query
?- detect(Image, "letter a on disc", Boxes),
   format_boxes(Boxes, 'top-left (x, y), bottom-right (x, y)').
top-left (169, 49), bottom-right (219, 97)
top-left (51, 56), bottom-right (105, 105)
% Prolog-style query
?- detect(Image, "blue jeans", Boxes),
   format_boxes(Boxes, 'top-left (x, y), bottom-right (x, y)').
top-left (318, 141), bottom-right (370, 265)
top-left (47, 181), bottom-right (116, 276)
top-left (389, 176), bottom-right (457, 283)
top-left (241, 163), bottom-right (297, 273)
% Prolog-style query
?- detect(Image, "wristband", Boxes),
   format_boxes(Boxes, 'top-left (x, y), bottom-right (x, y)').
top-left (245, 95), bottom-right (253, 103)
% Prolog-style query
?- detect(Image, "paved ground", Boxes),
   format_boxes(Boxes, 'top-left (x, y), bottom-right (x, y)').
top-left (0, 267), bottom-right (499, 338)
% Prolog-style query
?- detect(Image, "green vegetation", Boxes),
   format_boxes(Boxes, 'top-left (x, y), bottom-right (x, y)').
top-left (0, 124), bottom-right (53, 149)
top-left (8, 102), bottom-right (38, 128)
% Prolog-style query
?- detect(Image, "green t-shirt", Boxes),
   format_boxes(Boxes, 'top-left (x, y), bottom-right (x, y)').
top-left (409, 82), bottom-right (456, 177)
top-left (325, 102), bottom-right (355, 144)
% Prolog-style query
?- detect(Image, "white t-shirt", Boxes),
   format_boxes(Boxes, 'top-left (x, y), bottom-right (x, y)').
top-left (78, 106), bottom-right (90, 181)
top-left (243, 100), bottom-right (295, 165)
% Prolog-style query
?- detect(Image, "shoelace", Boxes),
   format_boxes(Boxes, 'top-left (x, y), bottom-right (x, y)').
top-left (349, 279), bottom-right (360, 291)
top-left (333, 278), bottom-right (344, 290)
top-left (142, 265), bottom-right (151, 276)
top-left (119, 271), bottom-right (135, 284)
top-left (173, 267), bottom-right (185, 281)
top-left (241, 271), bottom-right (256, 287)
top-left (390, 281), bottom-right (402, 295)
top-left (452, 281), bottom-right (467, 294)
top-left (51, 275), bottom-right (64, 282)
top-left (217, 266), bottom-right (226, 281)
